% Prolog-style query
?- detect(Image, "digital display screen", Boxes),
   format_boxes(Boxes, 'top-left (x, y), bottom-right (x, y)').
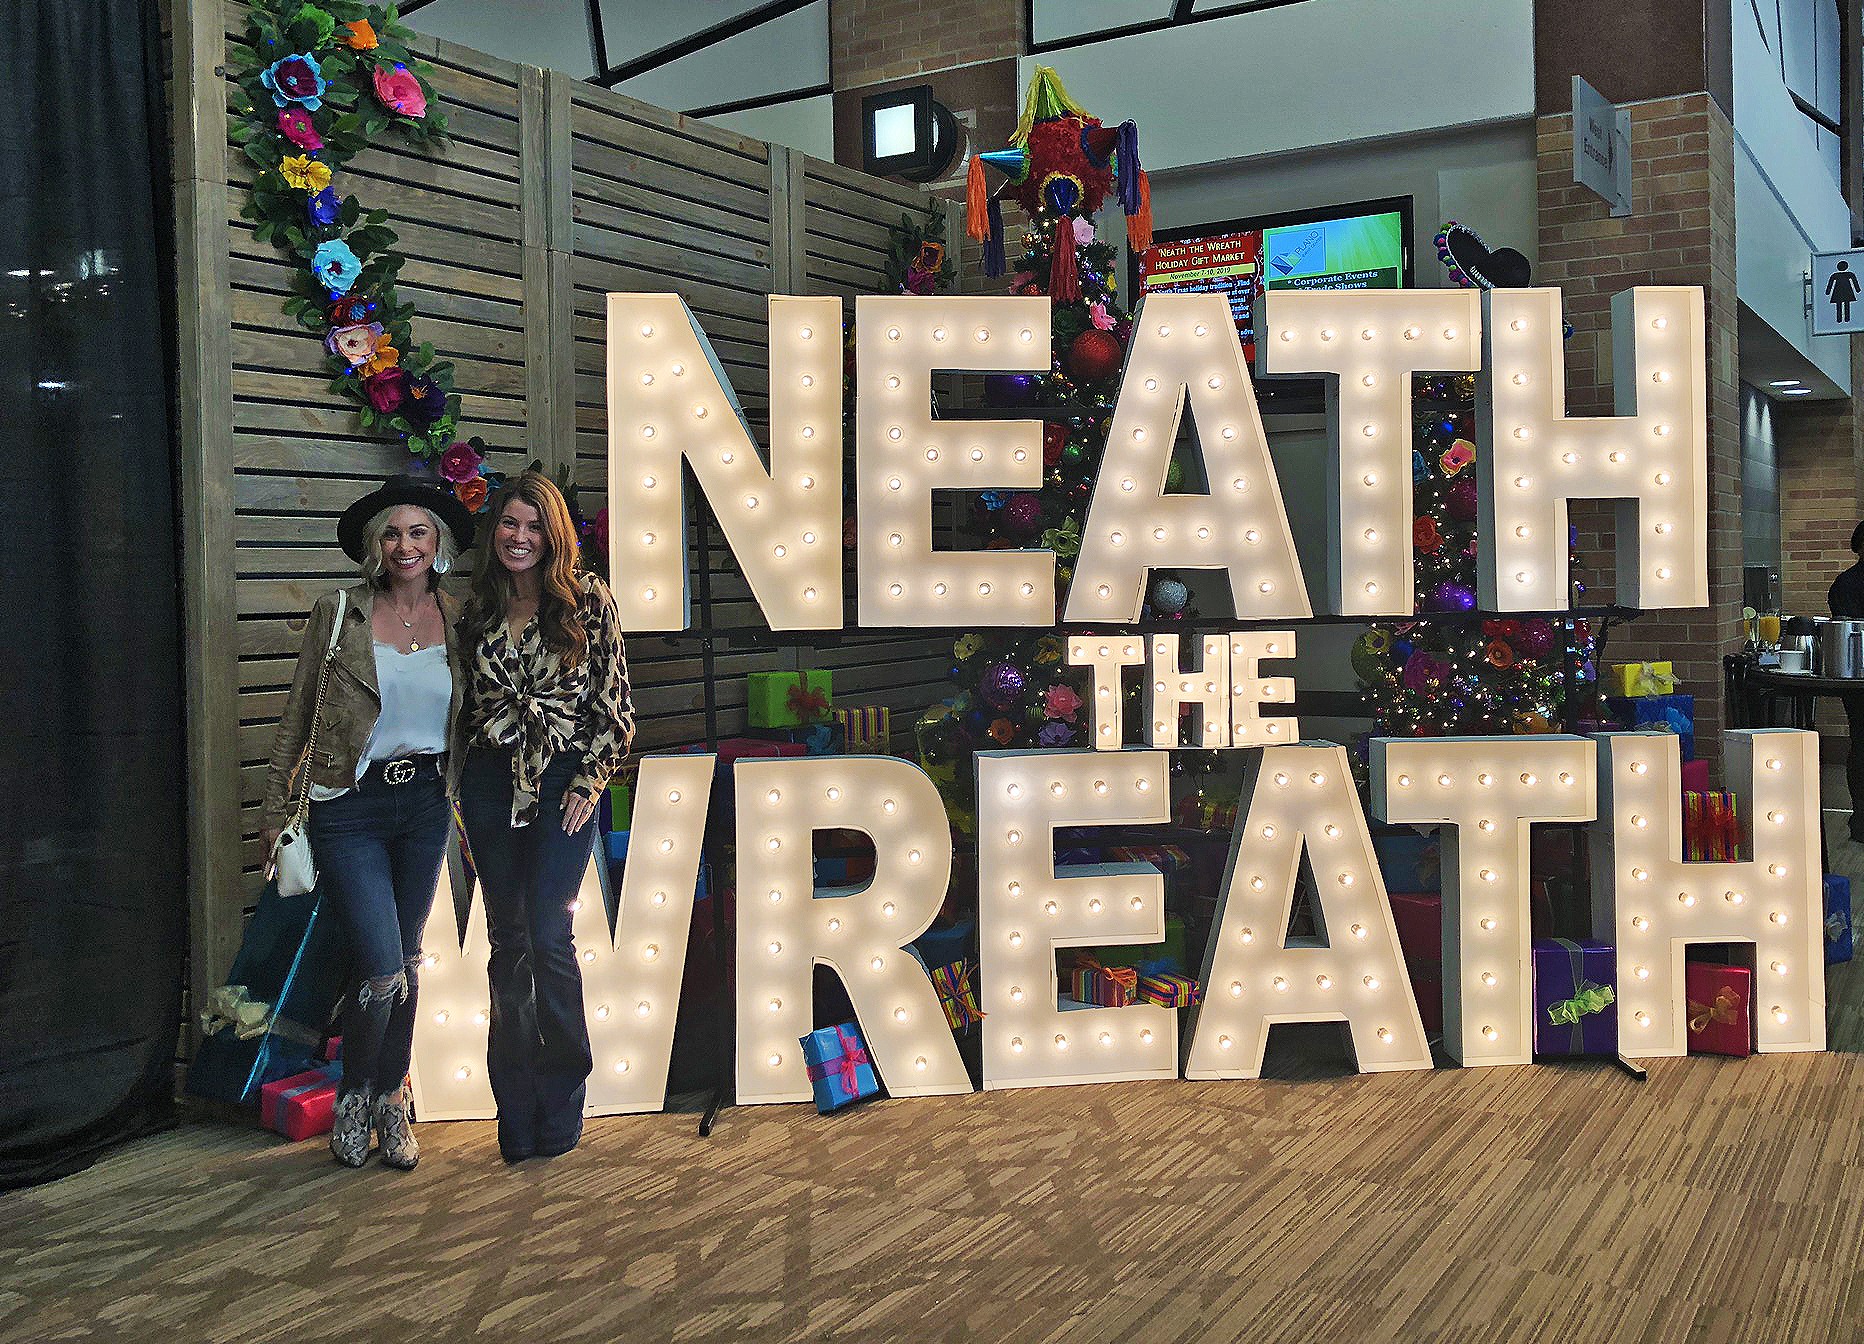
top-left (1138, 202), bottom-right (1409, 364)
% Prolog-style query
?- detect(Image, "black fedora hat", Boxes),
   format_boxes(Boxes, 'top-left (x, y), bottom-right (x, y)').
top-left (1435, 220), bottom-right (1532, 290)
top-left (337, 474), bottom-right (478, 563)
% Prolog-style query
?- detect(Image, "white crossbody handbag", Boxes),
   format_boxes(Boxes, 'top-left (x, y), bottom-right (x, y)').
top-left (272, 590), bottom-right (347, 897)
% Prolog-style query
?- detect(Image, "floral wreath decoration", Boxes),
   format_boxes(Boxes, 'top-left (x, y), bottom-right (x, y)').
top-left (230, 1), bottom-right (499, 513)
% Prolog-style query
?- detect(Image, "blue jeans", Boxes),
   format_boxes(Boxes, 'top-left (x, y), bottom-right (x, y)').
top-left (458, 747), bottom-right (597, 1158)
top-left (308, 771), bottom-right (451, 1099)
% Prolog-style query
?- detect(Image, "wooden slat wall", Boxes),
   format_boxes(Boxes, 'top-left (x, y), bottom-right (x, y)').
top-left (561, 84), bottom-right (959, 754)
top-left (178, 0), bottom-right (953, 1024)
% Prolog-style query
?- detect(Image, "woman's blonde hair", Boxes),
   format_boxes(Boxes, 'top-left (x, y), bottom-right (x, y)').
top-left (357, 505), bottom-right (458, 587)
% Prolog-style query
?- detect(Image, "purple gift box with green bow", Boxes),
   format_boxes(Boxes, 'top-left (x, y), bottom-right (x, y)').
top-left (799, 1021), bottom-right (878, 1113)
top-left (1532, 937), bottom-right (1618, 1056)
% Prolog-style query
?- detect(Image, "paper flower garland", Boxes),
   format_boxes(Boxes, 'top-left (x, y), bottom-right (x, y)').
top-left (230, 1), bottom-right (498, 512)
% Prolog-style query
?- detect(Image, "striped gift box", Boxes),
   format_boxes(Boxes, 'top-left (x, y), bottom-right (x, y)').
top-left (1135, 972), bottom-right (1200, 1008)
top-left (929, 960), bottom-right (984, 1029)
top-left (833, 704), bottom-right (891, 753)
top-left (1072, 963), bottom-right (1138, 1007)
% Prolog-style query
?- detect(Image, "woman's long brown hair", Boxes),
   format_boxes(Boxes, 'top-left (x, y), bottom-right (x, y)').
top-left (465, 470), bottom-right (588, 667)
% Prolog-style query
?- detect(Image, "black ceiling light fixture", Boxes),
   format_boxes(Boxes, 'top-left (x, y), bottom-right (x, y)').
top-left (861, 84), bottom-right (959, 182)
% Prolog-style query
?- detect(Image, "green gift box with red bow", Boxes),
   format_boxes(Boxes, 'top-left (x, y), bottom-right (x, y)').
top-left (747, 669), bottom-right (834, 728)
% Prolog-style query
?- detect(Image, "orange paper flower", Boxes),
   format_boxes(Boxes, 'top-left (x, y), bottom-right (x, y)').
top-left (453, 476), bottom-right (488, 511)
top-left (344, 19), bottom-right (378, 49)
top-left (357, 343), bottom-right (400, 378)
top-left (988, 718), bottom-right (1015, 745)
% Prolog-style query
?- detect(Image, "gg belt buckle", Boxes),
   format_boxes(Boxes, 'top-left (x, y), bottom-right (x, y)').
top-left (383, 758), bottom-right (417, 786)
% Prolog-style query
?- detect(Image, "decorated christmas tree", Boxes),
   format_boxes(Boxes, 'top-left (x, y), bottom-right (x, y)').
top-left (1349, 226), bottom-right (1598, 749)
top-left (914, 68), bottom-right (1154, 825)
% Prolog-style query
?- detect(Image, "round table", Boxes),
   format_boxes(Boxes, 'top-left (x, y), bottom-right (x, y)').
top-left (1730, 661), bottom-right (1864, 731)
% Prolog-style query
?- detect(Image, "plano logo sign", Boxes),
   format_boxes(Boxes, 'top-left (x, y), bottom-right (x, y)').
top-left (406, 288), bottom-right (1825, 1122)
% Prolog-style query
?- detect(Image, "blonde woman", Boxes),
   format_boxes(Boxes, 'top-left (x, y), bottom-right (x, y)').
top-left (261, 475), bottom-right (475, 1170)
top-left (455, 471), bottom-right (634, 1162)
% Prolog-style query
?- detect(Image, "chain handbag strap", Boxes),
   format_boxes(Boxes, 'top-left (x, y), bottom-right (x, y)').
top-left (289, 589), bottom-right (348, 830)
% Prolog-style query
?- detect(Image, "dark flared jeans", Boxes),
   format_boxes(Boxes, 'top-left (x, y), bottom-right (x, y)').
top-left (457, 746), bottom-right (597, 1158)
top-left (307, 772), bottom-right (451, 1100)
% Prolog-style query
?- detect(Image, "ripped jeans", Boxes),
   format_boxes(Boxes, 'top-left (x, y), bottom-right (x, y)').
top-left (308, 771), bottom-right (452, 1099)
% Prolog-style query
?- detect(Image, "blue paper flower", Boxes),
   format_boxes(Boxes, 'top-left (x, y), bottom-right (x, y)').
top-left (979, 490), bottom-right (1006, 511)
top-left (1037, 721), bottom-right (1074, 747)
top-left (306, 186), bottom-right (341, 228)
top-left (311, 239), bottom-right (362, 295)
top-left (260, 53), bottom-right (326, 111)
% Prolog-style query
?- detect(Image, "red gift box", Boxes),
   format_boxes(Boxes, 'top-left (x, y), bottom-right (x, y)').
top-left (1684, 962), bottom-right (1752, 1057)
top-left (260, 1062), bottom-right (342, 1141)
top-left (1388, 892), bottom-right (1443, 1033)
top-left (1680, 758), bottom-right (1710, 793)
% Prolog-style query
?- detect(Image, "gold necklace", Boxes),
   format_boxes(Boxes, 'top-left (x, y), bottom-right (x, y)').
top-left (391, 595), bottom-right (428, 652)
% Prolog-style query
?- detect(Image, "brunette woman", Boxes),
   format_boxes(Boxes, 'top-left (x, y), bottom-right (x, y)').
top-left (261, 475), bottom-right (476, 1170)
top-left (456, 470), bottom-right (635, 1161)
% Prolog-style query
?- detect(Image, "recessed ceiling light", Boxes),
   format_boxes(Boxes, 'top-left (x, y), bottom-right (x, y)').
top-left (1780, 387), bottom-right (1813, 396)
top-left (1769, 379), bottom-right (1803, 388)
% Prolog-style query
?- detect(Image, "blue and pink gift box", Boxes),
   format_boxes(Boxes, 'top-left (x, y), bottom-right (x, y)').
top-left (1827, 875), bottom-right (1853, 964)
top-left (1532, 937), bottom-right (1618, 1056)
top-left (799, 1022), bottom-right (879, 1113)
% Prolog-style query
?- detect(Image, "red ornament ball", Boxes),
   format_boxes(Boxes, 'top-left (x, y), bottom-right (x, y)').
top-left (1068, 328), bottom-right (1124, 383)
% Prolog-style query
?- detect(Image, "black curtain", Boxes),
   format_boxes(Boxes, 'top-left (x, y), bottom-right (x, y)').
top-left (0, 0), bottom-right (186, 1188)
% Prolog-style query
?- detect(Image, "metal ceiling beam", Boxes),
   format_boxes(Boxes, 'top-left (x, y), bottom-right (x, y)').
top-left (593, 0), bottom-right (820, 89)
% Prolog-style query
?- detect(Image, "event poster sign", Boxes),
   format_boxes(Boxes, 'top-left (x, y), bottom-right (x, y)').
top-left (1139, 209), bottom-right (1405, 360)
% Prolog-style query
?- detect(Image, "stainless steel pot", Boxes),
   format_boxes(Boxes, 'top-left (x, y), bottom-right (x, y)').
top-left (1819, 619), bottom-right (1864, 678)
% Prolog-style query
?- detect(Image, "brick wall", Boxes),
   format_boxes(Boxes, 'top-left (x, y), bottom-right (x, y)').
top-left (830, 0), bottom-right (1022, 89)
top-left (827, 0), bottom-right (1023, 194)
top-left (1537, 94), bottom-right (1743, 763)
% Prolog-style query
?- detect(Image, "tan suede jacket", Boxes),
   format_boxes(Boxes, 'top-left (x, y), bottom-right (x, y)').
top-left (261, 582), bottom-right (468, 831)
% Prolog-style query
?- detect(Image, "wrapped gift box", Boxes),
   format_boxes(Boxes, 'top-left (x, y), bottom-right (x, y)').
top-left (1684, 962), bottom-right (1752, 1057)
top-left (1072, 961), bottom-right (1139, 1007)
top-left (1680, 758), bottom-right (1710, 793)
top-left (746, 721), bottom-right (845, 755)
top-left (929, 960), bottom-right (984, 1029)
top-left (1683, 790), bottom-right (1740, 862)
top-left (321, 1036), bottom-right (342, 1062)
top-left (602, 779), bottom-right (632, 831)
top-left (1532, 938), bottom-right (1618, 1056)
top-left (1826, 875), bottom-right (1854, 965)
top-left (748, 669), bottom-right (833, 728)
top-left (912, 917), bottom-right (973, 971)
top-left (833, 704), bottom-right (892, 753)
top-left (1135, 972), bottom-right (1200, 1008)
top-left (1606, 694), bottom-right (1694, 760)
top-left (1374, 832), bottom-right (1442, 894)
top-left (800, 1022), bottom-right (878, 1113)
top-left (1609, 660), bottom-right (1677, 697)
top-left (1389, 891), bottom-right (1443, 1033)
top-left (260, 1062), bottom-right (342, 1141)
top-left (817, 854), bottom-right (876, 886)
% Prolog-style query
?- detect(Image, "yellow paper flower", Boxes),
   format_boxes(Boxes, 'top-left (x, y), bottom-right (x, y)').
top-left (954, 633), bottom-right (982, 661)
top-left (358, 343), bottom-right (400, 377)
top-left (280, 154), bottom-right (331, 193)
top-left (1034, 635), bottom-right (1063, 665)
top-left (344, 19), bottom-right (378, 49)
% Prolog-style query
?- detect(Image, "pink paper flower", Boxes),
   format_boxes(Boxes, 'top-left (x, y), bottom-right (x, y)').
top-left (363, 367), bottom-right (408, 413)
top-left (277, 107), bottom-right (323, 151)
top-left (1072, 217), bottom-right (1096, 247)
top-left (1044, 684), bottom-right (1082, 722)
top-left (324, 321), bottom-right (383, 366)
top-left (1088, 301), bottom-right (1115, 331)
top-left (372, 63), bottom-right (428, 120)
top-left (437, 439), bottom-right (484, 483)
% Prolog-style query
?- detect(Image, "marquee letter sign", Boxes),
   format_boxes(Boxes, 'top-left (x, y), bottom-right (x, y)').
top-left (405, 282), bottom-right (1806, 1121)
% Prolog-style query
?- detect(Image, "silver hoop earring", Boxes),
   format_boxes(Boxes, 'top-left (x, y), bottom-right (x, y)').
top-left (432, 552), bottom-right (450, 575)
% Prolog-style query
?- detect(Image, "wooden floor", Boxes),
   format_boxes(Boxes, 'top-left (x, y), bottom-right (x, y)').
top-left (8, 805), bottom-right (1864, 1342)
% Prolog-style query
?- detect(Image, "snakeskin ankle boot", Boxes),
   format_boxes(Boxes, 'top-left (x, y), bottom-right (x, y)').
top-left (374, 1085), bottom-right (419, 1170)
top-left (329, 1088), bottom-right (374, 1168)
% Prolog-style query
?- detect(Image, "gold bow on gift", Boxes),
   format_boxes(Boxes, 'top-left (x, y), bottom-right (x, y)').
top-left (1688, 987), bottom-right (1741, 1034)
top-left (1636, 662), bottom-right (1678, 695)
top-left (200, 985), bottom-right (272, 1040)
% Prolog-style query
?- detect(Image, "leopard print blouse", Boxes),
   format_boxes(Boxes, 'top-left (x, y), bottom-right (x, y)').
top-left (465, 571), bottom-right (635, 827)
